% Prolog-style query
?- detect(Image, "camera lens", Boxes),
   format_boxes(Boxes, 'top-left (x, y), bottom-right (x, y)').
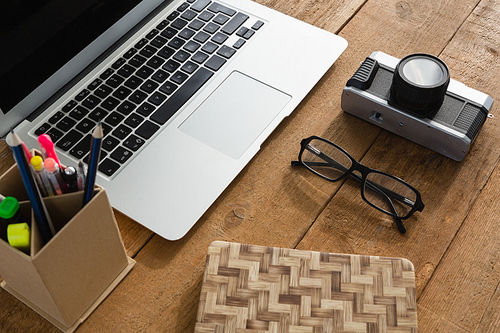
top-left (390, 53), bottom-right (450, 117)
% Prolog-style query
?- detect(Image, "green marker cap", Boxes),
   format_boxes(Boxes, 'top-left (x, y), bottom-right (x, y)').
top-left (0, 197), bottom-right (20, 220)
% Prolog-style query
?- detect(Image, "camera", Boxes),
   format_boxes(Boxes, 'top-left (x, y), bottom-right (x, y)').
top-left (341, 51), bottom-right (494, 161)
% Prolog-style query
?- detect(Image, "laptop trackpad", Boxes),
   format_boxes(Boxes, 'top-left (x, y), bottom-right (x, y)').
top-left (179, 71), bottom-right (291, 159)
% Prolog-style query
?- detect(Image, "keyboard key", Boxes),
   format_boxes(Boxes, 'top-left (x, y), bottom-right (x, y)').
top-left (105, 112), bottom-right (125, 126)
top-left (35, 123), bottom-right (51, 136)
top-left (125, 114), bottom-right (145, 128)
top-left (216, 45), bottom-right (236, 58)
top-left (203, 22), bottom-right (219, 34)
top-left (129, 90), bottom-right (148, 104)
top-left (194, 31), bottom-right (210, 43)
top-left (156, 20), bottom-right (169, 30)
top-left (168, 37), bottom-right (186, 49)
top-left (211, 32), bottom-right (228, 44)
top-left (191, 51), bottom-right (210, 64)
top-left (99, 158), bottom-right (120, 176)
top-left (112, 58), bottom-right (126, 69)
top-left (113, 124), bottom-right (132, 139)
top-left (102, 135), bottom-right (120, 152)
top-left (88, 78), bottom-right (102, 91)
top-left (56, 130), bottom-right (83, 151)
top-left (188, 19), bottom-right (205, 31)
top-left (233, 38), bottom-right (246, 49)
top-left (163, 59), bottom-right (181, 72)
top-left (136, 66), bottom-right (155, 79)
top-left (137, 102), bottom-right (156, 116)
top-left (152, 69), bottom-right (169, 83)
top-left (171, 71), bottom-right (189, 84)
top-left (136, 120), bottom-right (160, 139)
top-left (205, 55), bottom-right (226, 71)
top-left (151, 36), bottom-right (168, 48)
top-left (95, 84), bottom-right (113, 98)
top-left (106, 74), bottom-right (125, 88)
top-left (89, 107), bottom-right (109, 122)
top-left (191, 0), bottom-right (211, 12)
top-left (158, 46), bottom-right (176, 59)
top-left (167, 11), bottom-right (180, 21)
top-left (111, 146), bottom-right (133, 164)
top-left (173, 50), bottom-right (191, 63)
top-left (161, 27), bottom-right (178, 39)
top-left (118, 64), bottom-right (136, 77)
top-left (48, 111), bottom-right (64, 124)
top-left (123, 48), bottom-right (137, 59)
top-left (177, 2), bottom-right (190, 12)
top-left (140, 80), bottom-right (160, 93)
top-left (221, 12), bottom-right (248, 35)
top-left (117, 100), bottom-right (136, 115)
top-left (75, 89), bottom-right (90, 102)
top-left (101, 96), bottom-right (121, 111)
top-left (179, 28), bottom-right (196, 39)
top-left (201, 42), bottom-right (218, 54)
top-left (146, 29), bottom-right (159, 40)
top-left (198, 11), bottom-right (215, 22)
top-left (148, 92), bottom-right (167, 105)
top-left (135, 38), bottom-right (148, 49)
top-left (62, 100), bottom-right (78, 112)
top-left (100, 68), bottom-right (114, 80)
top-left (159, 81), bottom-right (178, 95)
top-left (139, 45), bottom-right (158, 58)
top-left (56, 117), bottom-right (76, 131)
top-left (69, 135), bottom-right (92, 159)
top-left (243, 29), bottom-right (255, 39)
top-left (184, 40), bottom-right (201, 52)
top-left (213, 14), bottom-right (229, 25)
top-left (112, 86), bottom-right (132, 100)
top-left (181, 9), bottom-right (197, 21)
top-left (147, 56), bottom-right (165, 69)
top-left (171, 18), bottom-right (188, 30)
top-left (124, 76), bottom-right (144, 89)
top-left (252, 20), bottom-right (264, 30)
top-left (181, 61), bottom-right (199, 74)
top-left (76, 118), bottom-right (96, 133)
top-left (129, 54), bottom-right (147, 67)
top-left (151, 68), bottom-right (213, 125)
top-left (208, 2), bottom-right (236, 16)
top-left (47, 128), bottom-right (64, 142)
top-left (69, 106), bottom-right (89, 120)
top-left (236, 26), bottom-right (248, 37)
top-left (123, 134), bottom-right (146, 151)
top-left (82, 95), bottom-right (101, 109)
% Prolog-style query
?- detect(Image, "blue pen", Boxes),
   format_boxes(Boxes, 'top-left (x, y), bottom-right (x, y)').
top-left (9, 131), bottom-right (55, 244)
top-left (83, 123), bottom-right (103, 207)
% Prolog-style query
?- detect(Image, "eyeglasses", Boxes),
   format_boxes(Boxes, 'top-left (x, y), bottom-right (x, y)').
top-left (292, 136), bottom-right (424, 233)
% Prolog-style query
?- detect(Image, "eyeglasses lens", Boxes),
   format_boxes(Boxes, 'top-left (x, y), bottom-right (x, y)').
top-left (364, 172), bottom-right (417, 217)
top-left (301, 139), bottom-right (352, 181)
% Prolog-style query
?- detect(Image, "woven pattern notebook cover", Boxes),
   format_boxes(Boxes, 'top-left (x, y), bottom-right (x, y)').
top-left (195, 241), bottom-right (418, 332)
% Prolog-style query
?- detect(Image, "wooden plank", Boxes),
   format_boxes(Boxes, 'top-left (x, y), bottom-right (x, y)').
top-left (415, 2), bottom-right (500, 331)
top-left (76, 0), bottom-right (492, 332)
top-left (296, 0), bottom-right (500, 297)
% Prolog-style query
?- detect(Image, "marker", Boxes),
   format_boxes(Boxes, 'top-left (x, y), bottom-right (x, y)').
top-left (38, 134), bottom-right (61, 168)
top-left (22, 142), bottom-right (33, 161)
top-left (7, 223), bottom-right (31, 255)
top-left (0, 196), bottom-right (23, 242)
top-left (77, 161), bottom-right (86, 191)
top-left (8, 131), bottom-right (55, 244)
top-left (30, 156), bottom-right (52, 197)
top-left (83, 123), bottom-right (103, 207)
top-left (61, 166), bottom-right (78, 193)
top-left (44, 158), bottom-right (64, 195)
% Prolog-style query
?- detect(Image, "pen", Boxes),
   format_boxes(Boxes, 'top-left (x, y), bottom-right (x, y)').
top-left (44, 158), bottom-right (64, 195)
top-left (9, 131), bottom-right (55, 244)
top-left (30, 156), bottom-right (52, 197)
top-left (83, 122), bottom-right (103, 207)
top-left (38, 134), bottom-right (61, 168)
top-left (77, 161), bottom-right (86, 191)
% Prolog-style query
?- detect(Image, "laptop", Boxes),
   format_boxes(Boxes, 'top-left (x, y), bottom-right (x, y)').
top-left (0, 0), bottom-right (347, 240)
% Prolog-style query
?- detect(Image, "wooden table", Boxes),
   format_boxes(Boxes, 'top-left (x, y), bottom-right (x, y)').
top-left (1, 0), bottom-right (500, 331)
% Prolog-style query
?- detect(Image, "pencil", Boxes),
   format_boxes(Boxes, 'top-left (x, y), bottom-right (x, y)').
top-left (82, 122), bottom-right (103, 207)
top-left (9, 131), bottom-right (55, 244)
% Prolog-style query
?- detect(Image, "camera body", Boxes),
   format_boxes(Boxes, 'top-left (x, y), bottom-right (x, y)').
top-left (341, 51), bottom-right (494, 161)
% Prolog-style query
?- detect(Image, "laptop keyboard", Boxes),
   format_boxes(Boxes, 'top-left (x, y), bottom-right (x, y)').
top-left (33, 0), bottom-right (265, 177)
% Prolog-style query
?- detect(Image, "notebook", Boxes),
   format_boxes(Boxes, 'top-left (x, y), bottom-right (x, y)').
top-left (0, 0), bottom-right (347, 240)
top-left (196, 241), bottom-right (418, 332)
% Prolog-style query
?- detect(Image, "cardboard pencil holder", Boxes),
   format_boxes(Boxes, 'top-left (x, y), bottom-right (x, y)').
top-left (0, 163), bottom-right (136, 332)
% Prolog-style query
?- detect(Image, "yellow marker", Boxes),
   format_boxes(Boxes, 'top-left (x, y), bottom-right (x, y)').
top-left (7, 223), bottom-right (31, 255)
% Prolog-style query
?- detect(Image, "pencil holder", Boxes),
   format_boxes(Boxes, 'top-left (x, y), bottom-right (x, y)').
top-left (0, 163), bottom-right (135, 332)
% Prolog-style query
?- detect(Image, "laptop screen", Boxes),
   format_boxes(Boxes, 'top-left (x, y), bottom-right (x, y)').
top-left (0, 0), bottom-right (144, 114)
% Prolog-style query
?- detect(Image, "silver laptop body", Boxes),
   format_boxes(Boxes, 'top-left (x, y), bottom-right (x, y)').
top-left (1, 0), bottom-right (347, 240)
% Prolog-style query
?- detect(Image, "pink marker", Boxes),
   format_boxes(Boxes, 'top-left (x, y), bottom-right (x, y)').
top-left (38, 134), bottom-right (61, 168)
top-left (22, 142), bottom-right (33, 161)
